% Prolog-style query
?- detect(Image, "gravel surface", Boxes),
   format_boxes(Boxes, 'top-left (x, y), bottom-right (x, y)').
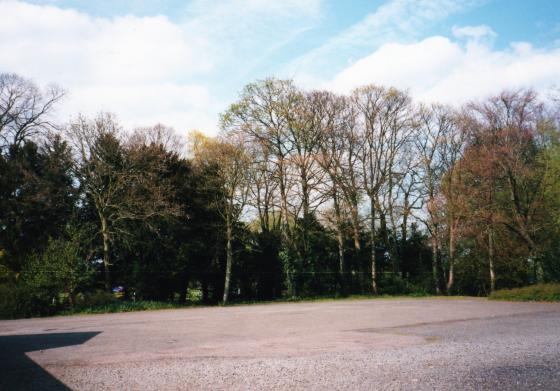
top-left (1, 298), bottom-right (559, 390)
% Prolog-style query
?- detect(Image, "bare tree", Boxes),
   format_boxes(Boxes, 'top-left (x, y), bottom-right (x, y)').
top-left (393, 139), bottom-right (423, 251)
top-left (192, 133), bottom-right (252, 304)
top-left (328, 95), bottom-right (364, 253)
top-left (286, 91), bottom-right (327, 219)
top-left (248, 140), bottom-right (281, 233)
top-left (462, 89), bottom-right (553, 289)
top-left (0, 73), bottom-right (64, 150)
top-left (314, 91), bottom-right (350, 293)
top-left (129, 124), bottom-right (184, 154)
top-left (415, 103), bottom-right (457, 294)
top-left (440, 113), bottom-right (467, 292)
top-left (221, 78), bottom-right (300, 296)
top-left (353, 86), bottom-right (412, 294)
top-left (67, 113), bottom-right (181, 291)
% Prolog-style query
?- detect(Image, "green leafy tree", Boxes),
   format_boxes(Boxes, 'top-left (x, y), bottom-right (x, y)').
top-left (22, 229), bottom-right (94, 310)
top-left (0, 136), bottom-right (77, 276)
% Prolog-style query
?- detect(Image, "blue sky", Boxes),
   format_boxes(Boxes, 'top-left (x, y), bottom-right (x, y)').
top-left (1, 0), bottom-right (559, 135)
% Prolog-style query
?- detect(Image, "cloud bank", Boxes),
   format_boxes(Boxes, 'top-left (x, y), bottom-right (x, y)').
top-left (326, 32), bottom-right (560, 104)
top-left (0, 0), bottom-right (321, 135)
top-left (284, 0), bottom-right (481, 86)
top-left (1, 0), bottom-right (558, 135)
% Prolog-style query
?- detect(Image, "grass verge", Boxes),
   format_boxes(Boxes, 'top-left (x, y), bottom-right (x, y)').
top-left (59, 292), bottom-right (472, 316)
top-left (59, 300), bottom-right (194, 315)
top-left (489, 283), bottom-right (560, 302)
top-left (226, 292), bottom-right (434, 307)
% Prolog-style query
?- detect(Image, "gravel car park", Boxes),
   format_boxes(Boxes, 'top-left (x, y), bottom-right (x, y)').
top-left (1, 298), bottom-right (559, 390)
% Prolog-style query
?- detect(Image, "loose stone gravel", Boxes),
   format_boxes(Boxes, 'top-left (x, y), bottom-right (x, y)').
top-left (1, 298), bottom-right (559, 390)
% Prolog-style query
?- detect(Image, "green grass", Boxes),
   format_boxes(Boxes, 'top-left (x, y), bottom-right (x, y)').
top-left (60, 293), bottom-right (433, 316)
top-left (226, 292), bottom-right (433, 306)
top-left (55, 292), bottom-right (483, 317)
top-left (489, 283), bottom-right (560, 302)
top-left (60, 300), bottom-right (192, 315)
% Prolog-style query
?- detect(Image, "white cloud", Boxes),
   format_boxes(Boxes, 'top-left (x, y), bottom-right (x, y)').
top-left (452, 24), bottom-right (496, 41)
top-left (63, 83), bottom-right (215, 133)
top-left (5, 0), bottom-right (556, 134)
top-left (327, 35), bottom-right (560, 105)
top-left (0, 0), bottom-right (322, 136)
top-left (0, 2), bottom-right (210, 84)
top-left (285, 0), bottom-right (481, 86)
top-left (0, 1), bottom-right (213, 134)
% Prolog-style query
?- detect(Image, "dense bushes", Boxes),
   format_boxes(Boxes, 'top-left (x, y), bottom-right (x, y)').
top-left (0, 283), bottom-right (29, 319)
top-left (378, 273), bottom-right (429, 296)
top-left (489, 284), bottom-right (560, 302)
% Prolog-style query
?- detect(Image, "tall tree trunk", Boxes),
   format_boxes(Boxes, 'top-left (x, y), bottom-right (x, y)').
top-left (378, 202), bottom-right (389, 251)
top-left (377, 199), bottom-right (397, 274)
top-left (370, 196), bottom-right (378, 294)
top-left (333, 189), bottom-right (346, 295)
top-left (446, 220), bottom-right (456, 292)
top-left (277, 158), bottom-right (295, 297)
top-left (401, 199), bottom-right (409, 248)
top-left (387, 176), bottom-right (400, 275)
top-left (388, 202), bottom-right (400, 275)
top-left (301, 169), bottom-right (310, 219)
top-left (349, 201), bottom-right (361, 251)
top-left (300, 177), bottom-right (310, 285)
top-left (488, 222), bottom-right (496, 292)
top-left (100, 214), bottom-right (112, 292)
top-left (223, 216), bottom-right (233, 304)
top-left (223, 222), bottom-right (233, 304)
top-left (431, 225), bottom-right (440, 295)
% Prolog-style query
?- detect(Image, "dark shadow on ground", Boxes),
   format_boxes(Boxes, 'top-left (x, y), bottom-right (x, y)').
top-left (0, 331), bottom-right (100, 390)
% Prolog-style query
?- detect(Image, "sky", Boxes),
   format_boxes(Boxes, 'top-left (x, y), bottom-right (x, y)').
top-left (1, 0), bottom-right (559, 135)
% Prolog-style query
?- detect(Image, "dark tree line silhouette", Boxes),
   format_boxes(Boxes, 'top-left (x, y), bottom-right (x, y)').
top-left (1, 73), bottom-right (559, 317)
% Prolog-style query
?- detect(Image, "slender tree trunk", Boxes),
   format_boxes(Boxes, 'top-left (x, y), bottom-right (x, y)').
top-left (349, 201), bottom-right (361, 251)
top-left (370, 196), bottom-right (378, 294)
top-left (333, 189), bottom-right (346, 295)
top-left (301, 170), bottom-right (310, 219)
top-left (100, 214), bottom-right (112, 292)
top-left (401, 202), bottom-right (409, 248)
top-left (431, 225), bottom-right (440, 295)
top-left (337, 231), bottom-right (346, 295)
top-left (488, 222), bottom-right (496, 292)
top-left (300, 171), bottom-right (311, 285)
top-left (223, 217), bottom-right (233, 304)
top-left (277, 158), bottom-right (295, 297)
top-left (377, 199), bottom-right (397, 274)
top-left (378, 202), bottom-right (389, 251)
top-left (388, 205), bottom-right (399, 275)
top-left (387, 178), bottom-right (400, 275)
top-left (446, 220), bottom-right (456, 292)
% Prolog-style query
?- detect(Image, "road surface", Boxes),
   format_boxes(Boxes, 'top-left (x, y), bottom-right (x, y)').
top-left (1, 298), bottom-right (559, 390)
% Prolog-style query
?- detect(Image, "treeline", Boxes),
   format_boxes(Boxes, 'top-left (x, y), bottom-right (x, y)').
top-left (1, 73), bottom-right (559, 317)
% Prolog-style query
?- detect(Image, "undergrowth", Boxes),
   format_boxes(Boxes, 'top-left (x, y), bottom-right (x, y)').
top-left (489, 283), bottom-right (560, 302)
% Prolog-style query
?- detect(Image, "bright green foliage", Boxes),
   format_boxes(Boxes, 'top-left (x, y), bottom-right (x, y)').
top-left (21, 231), bottom-right (94, 311)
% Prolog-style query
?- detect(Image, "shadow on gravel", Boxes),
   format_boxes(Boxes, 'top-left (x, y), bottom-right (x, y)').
top-left (0, 331), bottom-right (100, 390)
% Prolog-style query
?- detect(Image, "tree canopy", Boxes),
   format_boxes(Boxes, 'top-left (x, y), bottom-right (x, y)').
top-left (1, 73), bottom-right (559, 317)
